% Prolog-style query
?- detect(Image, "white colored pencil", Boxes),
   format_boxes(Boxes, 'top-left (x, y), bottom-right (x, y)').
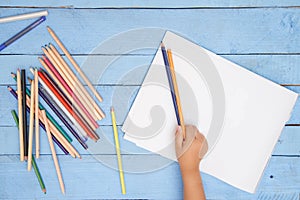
top-left (0, 10), bottom-right (48, 23)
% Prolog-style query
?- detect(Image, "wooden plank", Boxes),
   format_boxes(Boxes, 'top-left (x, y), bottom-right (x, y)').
top-left (0, 8), bottom-right (299, 54)
top-left (0, 155), bottom-right (299, 199)
top-left (1, 55), bottom-right (300, 86)
top-left (1, 0), bottom-right (300, 8)
top-left (1, 85), bottom-right (299, 126)
top-left (1, 125), bottom-right (300, 156)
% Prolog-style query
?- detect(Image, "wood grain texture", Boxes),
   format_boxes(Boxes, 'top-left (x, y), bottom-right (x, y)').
top-left (0, 8), bottom-right (299, 54)
top-left (0, 156), bottom-right (299, 199)
top-left (1, 2), bottom-right (300, 199)
top-left (1, 0), bottom-right (300, 8)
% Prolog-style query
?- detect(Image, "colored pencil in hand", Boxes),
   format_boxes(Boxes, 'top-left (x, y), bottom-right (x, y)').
top-left (167, 49), bottom-right (186, 139)
top-left (160, 43), bottom-right (181, 123)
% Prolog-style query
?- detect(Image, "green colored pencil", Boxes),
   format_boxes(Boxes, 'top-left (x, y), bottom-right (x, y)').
top-left (11, 110), bottom-right (46, 194)
top-left (11, 73), bottom-right (72, 143)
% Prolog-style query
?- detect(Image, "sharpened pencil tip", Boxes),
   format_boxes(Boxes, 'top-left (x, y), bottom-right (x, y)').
top-left (43, 189), bottom-right (46, 194)
top-left (110, 106), bottom-right (114, 112)
top-left (160, 42), bottom-right (165, 48)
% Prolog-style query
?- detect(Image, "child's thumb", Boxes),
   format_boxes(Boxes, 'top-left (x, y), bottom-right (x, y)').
top-left (175, 126), bottom-right (183, 151)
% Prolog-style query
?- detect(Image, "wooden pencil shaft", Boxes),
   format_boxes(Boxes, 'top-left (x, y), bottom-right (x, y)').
top-left (47, 27), bottom-right (103, 103)
top-left (167, 49), bottom-right (186, 139)
top-left (12, 73), bottom-right (72, 143)
top-left (161, 44), bottom-right (180, 125)
top-left (31, 98), bottom-right (77, 158)
top-left (39, 86), bottom-right (88, 149)
top-left (111, 108), bottom-right (126, 194)
top-left (22, 92), bottom-right (77, 158)
top-left (36, 73), bottom-right (95, 141)
top-left (18, 83), bottom-right (75, 157)
top-left (49, 44), bottom-right (105, 119)
top-left (42, 110), bottom-right (65, 194)
top-left (39, 68), bottom-right (97, 137)
top-left (40, 53), bottom-right (99, 129)
top-left (44, 46), bottom-right (101, 121)
top-left (27, 81), bottom-right (35, 171)
top-left (0, 10), bottom-right (48, 23)
top-left (37, 70), bottom-right (99, 141)
top-left (8, 87), bottom-right (69, 155)
top-left (10, 110), bottom-right (46, 193)
top-left (17, 70), bottom-right (24, 161)
top-left (21, 69), bottom-right (28, 158)
top-left (24, 77), bottom-right (73, 143)
top-left (34, 69), bottom-right (40, 158)
top-left (40, 85), bottom-right (88, 139)
top-left (41, 51), bottom-right (100, 127)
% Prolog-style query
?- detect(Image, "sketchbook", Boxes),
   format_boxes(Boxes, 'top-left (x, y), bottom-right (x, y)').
top-left (122, 31), bottom-right (298, 193)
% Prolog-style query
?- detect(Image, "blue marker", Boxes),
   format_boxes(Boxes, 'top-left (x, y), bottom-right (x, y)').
top-left (0, 16), bottom-right (46, 51)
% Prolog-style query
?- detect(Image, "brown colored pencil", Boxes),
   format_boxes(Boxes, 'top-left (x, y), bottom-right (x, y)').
top-left (46, 45), bottom-right (101, 120)
top-left (16, 69), bottom-right (24, 161)
top-left (42, 110), bottom-right (65, 194)
top-left (49, 43), bottom-right (105, 119)
top-left (47, 26), bottom-right (104, 103)
top-left (41, 47), bottom-right (99, 130)
top-left (167, 49), bottom-right (186, 139)
top-left (22, 92), bottom-right (80, 158)
top-left (27, 80), bottom-right (35, 171)
top-left (43, 46), bottom-right (100, 121)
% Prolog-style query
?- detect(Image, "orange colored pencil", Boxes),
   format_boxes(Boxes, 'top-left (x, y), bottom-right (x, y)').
top-left (167, 49), bottom-right (186, 139)
top-left (38, 70), bottom-right (99, 141)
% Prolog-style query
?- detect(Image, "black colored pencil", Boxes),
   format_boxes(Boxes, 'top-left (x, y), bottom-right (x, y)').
top-left (39, 86), bottom-right (88, 149)
top-left (21, 69), bottom-right (28, 159)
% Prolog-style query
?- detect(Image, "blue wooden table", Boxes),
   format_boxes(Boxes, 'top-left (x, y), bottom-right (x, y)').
top-left (1, 1), bottom-right (300, 199)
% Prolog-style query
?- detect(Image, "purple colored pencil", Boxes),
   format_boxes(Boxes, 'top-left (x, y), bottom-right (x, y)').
top-left (8, 86), bottom-right (69, 155)
top-left (39, 86), bottom-right (88, 149)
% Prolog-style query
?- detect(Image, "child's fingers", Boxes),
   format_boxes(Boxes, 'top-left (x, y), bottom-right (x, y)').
top-left (175, 126), bottom-right (183, 150)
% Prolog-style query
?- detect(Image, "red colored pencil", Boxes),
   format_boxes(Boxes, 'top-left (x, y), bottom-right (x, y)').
top-left (37, 70), bottom-right (99, 141)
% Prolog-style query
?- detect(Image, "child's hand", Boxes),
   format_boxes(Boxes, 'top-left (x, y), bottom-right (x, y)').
top-left (175, 125), bottom-right (208, 173)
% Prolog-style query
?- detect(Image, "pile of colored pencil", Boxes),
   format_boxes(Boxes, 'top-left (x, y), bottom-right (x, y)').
top-left (7, 26), bottom-right (105, 194)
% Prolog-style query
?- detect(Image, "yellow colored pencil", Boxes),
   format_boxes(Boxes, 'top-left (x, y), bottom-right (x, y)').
top-left (167, 49), bottom-right (186, 139)
top-left (110, 107), bottom-right (126, 195)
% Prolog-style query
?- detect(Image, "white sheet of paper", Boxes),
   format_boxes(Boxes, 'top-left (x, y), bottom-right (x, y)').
top-left (122, 31), bottom-right (298, 193)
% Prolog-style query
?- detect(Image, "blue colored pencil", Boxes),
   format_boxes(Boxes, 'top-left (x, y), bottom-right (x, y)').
top-left (161, 43), bottom-right (180, 125)
top-left (0, 16), bottom-right (46, 51)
